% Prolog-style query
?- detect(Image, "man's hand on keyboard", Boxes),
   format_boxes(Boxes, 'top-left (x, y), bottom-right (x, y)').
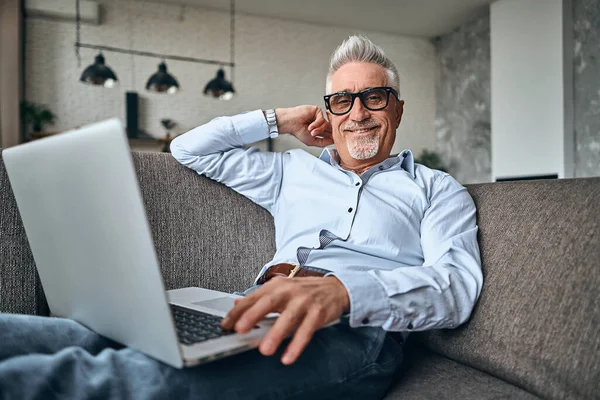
top-left (221, 276), bottom-right (350, 365)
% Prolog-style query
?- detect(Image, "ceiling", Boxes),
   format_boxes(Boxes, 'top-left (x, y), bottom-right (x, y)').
top-left (155, 0), bottom-right (493, 38)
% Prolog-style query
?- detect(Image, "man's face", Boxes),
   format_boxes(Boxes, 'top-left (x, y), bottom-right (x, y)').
top-left (327, 62), bottom-right (404, 163)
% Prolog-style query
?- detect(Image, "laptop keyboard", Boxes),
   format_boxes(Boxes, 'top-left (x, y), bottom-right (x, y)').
top-left (170, 304), bottom-right (235, 345)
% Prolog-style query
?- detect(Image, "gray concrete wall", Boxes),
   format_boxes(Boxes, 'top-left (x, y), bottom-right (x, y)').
top-left (434, 0), bottom-right (600, 182)
top-left (433, 14), bottom-right (491, 184)
top-left (573, 0), bottom-right (600, 177)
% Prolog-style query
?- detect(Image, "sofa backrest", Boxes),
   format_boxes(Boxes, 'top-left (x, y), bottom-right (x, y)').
top-left (418, 178), bottom-right (600, 400)
top-left (0, 151), bottom-right (275, 315)
top-left (130, 152), bottom-right (275, 293)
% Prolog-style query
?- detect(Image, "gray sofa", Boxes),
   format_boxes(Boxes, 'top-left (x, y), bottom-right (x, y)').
top-left (1, 150), bottom-right (598, 399)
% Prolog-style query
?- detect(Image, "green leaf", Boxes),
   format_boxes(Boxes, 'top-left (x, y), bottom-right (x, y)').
top-left (414, 149), bottom-right (448, 172)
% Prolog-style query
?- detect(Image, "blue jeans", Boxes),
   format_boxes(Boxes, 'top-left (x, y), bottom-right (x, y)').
top-left (0, 313), bottom-right (403, 399)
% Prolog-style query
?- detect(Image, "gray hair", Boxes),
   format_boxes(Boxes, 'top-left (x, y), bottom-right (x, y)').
top-left (326, 35), bottom-right (400, 94)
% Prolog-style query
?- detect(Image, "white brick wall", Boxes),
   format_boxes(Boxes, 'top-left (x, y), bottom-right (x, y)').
top-left (25, 0), bottom-right (436, 156)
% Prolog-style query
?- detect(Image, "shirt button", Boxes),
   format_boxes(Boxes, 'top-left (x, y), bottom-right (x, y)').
top-left (362, 318), bottom-right (369, 324)
top-left (407, 322), bottom-right (414, 330)
top-left (347, 207), bottom-right (353, 213)
top-left (355, 182), bottom-right (360, 186)
top-left (378, 166), bottom-right (384, 170)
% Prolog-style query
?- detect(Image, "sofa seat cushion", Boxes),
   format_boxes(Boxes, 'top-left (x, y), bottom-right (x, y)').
top-left (385, 345), bottom-right (539, 400)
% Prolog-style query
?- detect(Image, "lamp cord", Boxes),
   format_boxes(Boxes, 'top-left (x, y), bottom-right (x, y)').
top-left (230, 0), bottom-right (235, 84)
top-left (128, 0), bottom-right (135, 89)
top-left (75, 0), bottom-right (81, 67)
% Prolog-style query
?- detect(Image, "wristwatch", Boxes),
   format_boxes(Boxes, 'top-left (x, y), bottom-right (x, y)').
top-left (265, 109), bottom-right (279, 139)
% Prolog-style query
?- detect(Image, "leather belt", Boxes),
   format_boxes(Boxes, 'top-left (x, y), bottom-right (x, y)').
top-left (257, 263), bottom-right (325, 285)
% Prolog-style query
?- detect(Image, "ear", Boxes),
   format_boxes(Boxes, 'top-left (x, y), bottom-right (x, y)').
top-left (395, 100), bottom-right (405, 128)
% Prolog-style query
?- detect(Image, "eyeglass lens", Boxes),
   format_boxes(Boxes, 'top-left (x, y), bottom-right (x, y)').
top-left (329, 88), bottom-right (389, 114)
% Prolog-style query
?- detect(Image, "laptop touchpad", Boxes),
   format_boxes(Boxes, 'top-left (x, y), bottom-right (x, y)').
top-left (192, 297), bottom-right (235, 313)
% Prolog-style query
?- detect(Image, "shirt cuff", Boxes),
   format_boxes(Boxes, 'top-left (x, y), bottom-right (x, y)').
top-left (231, 110), bottom-right (270, 145)
top-left (327, 270), bottom-right (390, 328)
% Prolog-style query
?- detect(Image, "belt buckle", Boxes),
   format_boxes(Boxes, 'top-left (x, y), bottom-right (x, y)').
top-left (287, 263), bottom-right (301, 278)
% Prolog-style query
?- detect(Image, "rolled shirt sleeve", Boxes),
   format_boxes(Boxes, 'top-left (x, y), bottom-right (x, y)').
top-left (330, 174), bottom-right (483, 332)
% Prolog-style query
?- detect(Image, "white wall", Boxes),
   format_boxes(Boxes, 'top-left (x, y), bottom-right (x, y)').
top-left (25, 0), bottom-right (436, 156)
top-left (491, 0), bottom-right (573, 179)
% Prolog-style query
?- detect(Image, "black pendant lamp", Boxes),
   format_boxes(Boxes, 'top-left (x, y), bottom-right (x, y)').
top-left (146, 61), bottom-right (180, 94)
top-left (74, 0), bottom-right (239, 97)
top-left (203, 68), bottom-right (235, 100)
top-left (203, 0), bottom-right (237, 100)
top-left (80, 52), bottom-right (118, 88)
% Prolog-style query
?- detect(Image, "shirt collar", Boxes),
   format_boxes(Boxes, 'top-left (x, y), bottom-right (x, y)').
top-left (319, 147), bottom-right (416, 178)
top-left (318, 147), bottom-right (338, 166)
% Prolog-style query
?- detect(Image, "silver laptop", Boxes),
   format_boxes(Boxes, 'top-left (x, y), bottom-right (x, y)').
top-left (2, 118), bottom-right (277, 368)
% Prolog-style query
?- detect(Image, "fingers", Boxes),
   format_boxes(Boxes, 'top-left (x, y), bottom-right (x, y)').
top-left (309, 120), bottom-right (333, 147)
top-left (310, 124), bottom-right (332, 137)
top-left (224, 277), bottom-right (345, 365)
top-left (307, 108), bottom-right (329, 131)
top-left (281, 306), bottom-right (325, 365)
top-left (308, 121), bottom-right (331, 134)
top-left (307, 121), bottom-right (320, 132)
top-left (258, 299), bottom-right (306, 356)
top-left (234, 295), bottom-right (282, 333)
top-left (222, 280), bottom-right (289, 333)
top-left (221, 286), bottom-right (270, 330)
top-left (310, 115), bottom-right (332, 137)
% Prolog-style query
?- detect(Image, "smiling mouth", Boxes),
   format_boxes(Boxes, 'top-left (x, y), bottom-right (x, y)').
top-left (346, 126), bottom-right (378, 134)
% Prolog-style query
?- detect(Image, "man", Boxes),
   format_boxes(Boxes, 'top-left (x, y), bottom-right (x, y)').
top-left (0, 35), bottom-right (482, 399)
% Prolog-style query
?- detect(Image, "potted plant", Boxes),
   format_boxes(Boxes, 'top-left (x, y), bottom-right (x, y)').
top-left (21, 100), bottom-right (57, 135)
top-left (414, 149), bottom-right (448, 172)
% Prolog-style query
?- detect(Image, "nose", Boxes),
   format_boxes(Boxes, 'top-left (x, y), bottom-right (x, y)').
top-left (349, 96), bottom-right (371, 122)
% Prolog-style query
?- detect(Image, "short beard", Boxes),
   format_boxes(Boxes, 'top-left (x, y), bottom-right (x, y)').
top-left (346, 131), bottom-right (380, 160)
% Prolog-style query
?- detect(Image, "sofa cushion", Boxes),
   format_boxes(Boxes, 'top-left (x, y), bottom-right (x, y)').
top-left (386, 343), bottom-right (540, 399)
top-left (0, 151), bottom-right (49, 316)
top-left (132, 152), bottom-right (276, 294)
top-left (417, 178), bottom-right (600, 399)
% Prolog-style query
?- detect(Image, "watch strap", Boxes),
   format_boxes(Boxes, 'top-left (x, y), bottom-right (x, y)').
top-left (265, 109), bottom-right (279, 139)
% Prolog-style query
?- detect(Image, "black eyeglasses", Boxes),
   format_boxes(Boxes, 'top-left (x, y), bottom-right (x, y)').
top-left (323, 86), bottom-right (400, 116)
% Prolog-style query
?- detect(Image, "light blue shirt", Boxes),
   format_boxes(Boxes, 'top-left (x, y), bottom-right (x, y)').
top-left (170, 110), bottom-right (483, 334)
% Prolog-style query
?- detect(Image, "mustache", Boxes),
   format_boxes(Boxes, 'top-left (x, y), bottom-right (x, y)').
top-left (342, 120), bottom-right (379, 131)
